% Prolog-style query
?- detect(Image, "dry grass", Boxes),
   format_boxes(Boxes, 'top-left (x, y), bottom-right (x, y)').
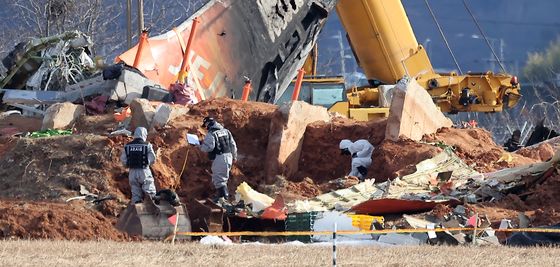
top-left (0, 240), bottom-right (558, 266)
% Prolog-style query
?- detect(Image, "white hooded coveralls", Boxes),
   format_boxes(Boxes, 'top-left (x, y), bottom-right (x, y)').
top-left (340, 139), bottom-right (374, 180)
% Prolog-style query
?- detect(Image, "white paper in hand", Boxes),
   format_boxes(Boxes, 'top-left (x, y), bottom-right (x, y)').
top-left (186, 133), bottom-right (200, 145)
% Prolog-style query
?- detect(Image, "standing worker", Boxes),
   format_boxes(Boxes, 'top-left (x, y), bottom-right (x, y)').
top-left (120, 127), bottom-right (157, 203)
top-left (198, 117), bottom-right (237, 202)
top-left (339, 139), bottom-right (374, 181)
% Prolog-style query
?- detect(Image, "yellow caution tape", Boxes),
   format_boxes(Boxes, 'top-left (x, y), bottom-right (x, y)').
top-left (172, 227), bottom-right (560, 238)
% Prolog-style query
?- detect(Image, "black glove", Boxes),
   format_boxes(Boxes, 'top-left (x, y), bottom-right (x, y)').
top-left (357, 166), bottom-right (368, 177)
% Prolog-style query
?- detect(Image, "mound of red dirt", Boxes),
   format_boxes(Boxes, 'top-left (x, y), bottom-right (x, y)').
top-left (0, 96), bottom-right (557, 240)
top-left (0, 113), bottom-right (41, 137)
top-left (474, 172), bottom-right (560, 226)
top-left (0, 200), bottom-right (128, 240)
top-left (371, 139), bottom-right (441, 181)
top-left (0, 135), bottom-right (128, 201)
top-left (424, 127), bottom-right (537, 173)
top-left (147, 98), bottom-right (278, 200)
top-left (515, 143), bottom-right (556, 162)
top-left (295, 117), bottom-right (387, 183)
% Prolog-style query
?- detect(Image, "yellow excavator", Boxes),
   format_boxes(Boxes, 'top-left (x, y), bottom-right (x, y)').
top-left (291, 0), bottom-right (521, 121)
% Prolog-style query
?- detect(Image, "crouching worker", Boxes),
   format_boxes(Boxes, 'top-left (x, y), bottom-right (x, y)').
top-left (198, 117), bottom-right (237, 202)
top-left (339, 139), bottom-right (374, 182)
top-left (120, 127), bottom-right (157, 203)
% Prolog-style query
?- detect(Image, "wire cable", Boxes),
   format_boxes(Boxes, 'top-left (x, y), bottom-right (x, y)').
top-left (424, 0), bottom-right (463, 75)
top-left (462, 0), bottom-right (507, 73)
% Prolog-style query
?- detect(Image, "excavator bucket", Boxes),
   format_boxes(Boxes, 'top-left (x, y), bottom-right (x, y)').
top-left (188, 199), bottom-right (225, 233)
top-left (116, 198), bottom-right (192, 240)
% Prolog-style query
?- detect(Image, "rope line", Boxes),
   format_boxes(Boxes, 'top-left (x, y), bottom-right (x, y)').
top-left (171, 227), bottom-right (560, 238)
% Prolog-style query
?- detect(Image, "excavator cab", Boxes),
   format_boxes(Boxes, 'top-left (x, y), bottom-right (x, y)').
top-left (277, 75), bottom-right (346, 107)
top-left (116, 197), bottom-right (192, 240)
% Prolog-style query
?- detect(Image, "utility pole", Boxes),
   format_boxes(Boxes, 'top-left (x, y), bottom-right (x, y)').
top-left (137, 0), bottom-right (144, 36)
top-left (126, 0), bottom-right (132, 48)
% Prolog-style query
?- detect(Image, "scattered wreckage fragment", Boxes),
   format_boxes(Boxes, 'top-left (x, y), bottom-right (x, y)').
top-left (1, 31), bottom-right (94, 90)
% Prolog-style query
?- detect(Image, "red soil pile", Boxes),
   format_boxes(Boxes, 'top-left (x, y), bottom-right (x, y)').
top-left (298, 124), bottom-right (538, 183)
top-left (474, 172), bottom-right (560, 226)
top-left (0, 135), bottom-right (128, 201)
top-left (515, 143), bottom-right (556, 162)
top-left (0, 114), bottom-right (41, 137)
top-left (371, 139), bottom-right (441, 181)
top-left (144, 98), bottom-right (278, 200)
top-left (0, 137), bottom-right (16, 159)
top-left (0, 98), bottom-right (278, 205)
top-left (0, 96), bottom-right (557, 239)
top-left (424, 127), bottom-right (537, 173)
top-left (74, 113), bottom-right (117, 135)
top-left (295, 117), bottom-right (387, 183)
top-left (0, 200), bottom-right (127, 240)
top-left (280, 177), bottom-right (324, 201)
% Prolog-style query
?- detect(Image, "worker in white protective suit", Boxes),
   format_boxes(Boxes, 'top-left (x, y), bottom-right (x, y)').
top-left (339, 139), bottom-right (374, 181)
top-left (120, 127), bottom-right (157, 203)
top-left (198, 117), bottom-right (238, 202)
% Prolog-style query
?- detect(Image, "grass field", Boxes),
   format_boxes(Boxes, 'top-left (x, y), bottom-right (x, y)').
top-left (0, 240), bottom-right (558, 266)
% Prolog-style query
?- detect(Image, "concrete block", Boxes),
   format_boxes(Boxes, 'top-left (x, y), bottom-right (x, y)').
top-left (151, 103), bottom-right (189, 128)
top-left (2, 89), bottom-right (65, 104)
top-left (130, 98), bottom-right (156, 129)
top-left (42, 102), bottom-right (85, 130)
top-left (63, 75), bottom-right (117, 102)
top-left (265, 101), bottom-right (330, 181)
top-left (112, 70), bottom-right (160, 105)
top-left (385, 79), bottom-right (452, 141)
top-left (63, 70), bottom-right (160, 104)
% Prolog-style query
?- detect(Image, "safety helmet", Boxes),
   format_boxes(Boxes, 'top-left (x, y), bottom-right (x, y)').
top-left (202, 116), bottom-right (215, 128)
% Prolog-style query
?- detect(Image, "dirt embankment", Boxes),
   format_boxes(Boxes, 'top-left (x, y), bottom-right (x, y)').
top-left (298, 125), bottom-right (538, 183)
top-left (0, 135), bottom-right (128, 202)
top-left (295, 117), bottom-right (387, 183)
top-left (0, 97), bottom-right (557, 240)
top-left (474, 171), bottom-right (560, 226)
top-left (0, 98), bottom-right (279, 240)
top-left (149, 98), bottom-right (278, 200)
top-left (371, 139), bottom-right (441, 180)
top-left (0, 114), bottom-right (42, 137)
top-left (424, 127), bottom-right (537, 173)
top-left (515, 143), bottom-right (556, 162)
top-left (0, 201), bottom-right (128, 240)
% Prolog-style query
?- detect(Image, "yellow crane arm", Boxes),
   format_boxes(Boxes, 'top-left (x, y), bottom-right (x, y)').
top-left (335, 0), bottom-right (521, 113)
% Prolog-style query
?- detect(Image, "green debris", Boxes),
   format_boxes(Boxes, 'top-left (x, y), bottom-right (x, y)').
top-left (27, 129), bottom-right (72, 138)
top-left (432, 141), bottom-right (456, 151)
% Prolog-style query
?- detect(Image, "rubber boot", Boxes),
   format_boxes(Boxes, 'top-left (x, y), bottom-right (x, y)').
top-left (219, 186), bottom-right (229, 200)
top-left (212, 186), bottom-right (226, 203)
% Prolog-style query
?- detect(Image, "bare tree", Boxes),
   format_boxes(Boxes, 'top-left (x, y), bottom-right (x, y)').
top-left (6, 0), bottom-right (122, 56)
top-left (0, 0), bottom-right (212, 75)
top-left (140, 0), bottom-right (207, 36)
